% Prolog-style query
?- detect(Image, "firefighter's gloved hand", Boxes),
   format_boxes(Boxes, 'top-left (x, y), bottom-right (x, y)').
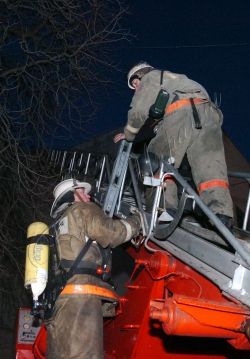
top-left (130, 213), bottom-right (141, 229)
top-left (129, 207), bottom-right (143, 235)
top-left (121, 214), bottom-right (141, 242)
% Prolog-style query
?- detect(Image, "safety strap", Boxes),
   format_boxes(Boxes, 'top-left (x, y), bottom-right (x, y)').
top-left (61, 259), bottom-right (99, 269)
top-left (72, 189), bottom-right (85, 202)
top-left (190, 97), bottom-right (202, 129)
top-left (160, 70), bottom-right (164, 86)
top-left (51, 201), bottom-right (111, 284)
top-left (62, 243), bottom-right (112, 282)
top-left (66, 238), bottom-right (93, 280)
top-left (26, 234), bottom-right (50, 245)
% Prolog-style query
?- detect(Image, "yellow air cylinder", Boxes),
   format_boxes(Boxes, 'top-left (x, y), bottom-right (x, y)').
top-left (24, 222), bottom-right (49, 301)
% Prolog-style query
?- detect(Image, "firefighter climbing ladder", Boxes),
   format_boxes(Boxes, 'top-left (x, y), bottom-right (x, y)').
top-left (102, 140), bottom-right (132, 218)
top-left (48, 146), bottom-right (250, 230)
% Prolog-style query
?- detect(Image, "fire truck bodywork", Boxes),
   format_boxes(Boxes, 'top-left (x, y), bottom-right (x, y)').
top-left (16, 142), bottom-right (250, 358)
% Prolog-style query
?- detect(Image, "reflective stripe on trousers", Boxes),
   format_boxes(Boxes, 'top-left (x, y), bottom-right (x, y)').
top-left (198, 179), bottom-right (229, 194)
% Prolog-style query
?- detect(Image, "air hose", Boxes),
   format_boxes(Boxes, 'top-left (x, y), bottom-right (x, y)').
top-left (154, 192), bottom-right (187, 239)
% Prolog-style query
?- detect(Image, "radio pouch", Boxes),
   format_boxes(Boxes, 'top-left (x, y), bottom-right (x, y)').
top-left (149, 70), bottom-right (169, 120)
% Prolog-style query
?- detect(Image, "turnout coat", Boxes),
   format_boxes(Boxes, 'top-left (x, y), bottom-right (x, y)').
top-left (45, 201), bottom-right (140, 359)
top-left (123, 69), bottom-right (233, 218)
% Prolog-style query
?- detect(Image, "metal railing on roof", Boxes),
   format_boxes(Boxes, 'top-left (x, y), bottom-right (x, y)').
top-left (48, 149), bottom-right (111, 186)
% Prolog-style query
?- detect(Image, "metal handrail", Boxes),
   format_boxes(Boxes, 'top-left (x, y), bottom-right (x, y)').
top-left (228, 171), bottom-right (250, 230)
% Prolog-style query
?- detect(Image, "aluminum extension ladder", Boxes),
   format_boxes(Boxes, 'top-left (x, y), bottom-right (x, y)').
top-left (102, 140), bottom-right (132, 217)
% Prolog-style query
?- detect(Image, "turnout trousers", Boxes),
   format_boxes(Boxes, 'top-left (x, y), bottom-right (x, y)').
top-left (148, 101), bottom-right (233, 218)
top-left (45, 295), bottom-right (104, 359)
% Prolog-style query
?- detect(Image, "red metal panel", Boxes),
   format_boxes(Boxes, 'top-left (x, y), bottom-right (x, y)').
top-left (31, 242), bottom-right (250, 359)
top-left (15, 308), bottom-right (42, 359)
top-left (103, 244), bottom-right (250, 358)
top-left (33, 324), bottom-right (47, 359)
top-left (16, 349), bottom-right (35, 359)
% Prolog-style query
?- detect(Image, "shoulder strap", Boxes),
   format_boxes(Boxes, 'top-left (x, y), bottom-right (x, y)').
top-left (66, 238), bottom-right (93, 280)
top-left (160, 70), bottom-right (164, 86)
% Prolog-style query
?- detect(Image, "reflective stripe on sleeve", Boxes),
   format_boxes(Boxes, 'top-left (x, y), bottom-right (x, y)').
top-left (126, 123), bottom-right (140, 134)
top-left (198, 179), bottom-right (229, 194)
top-left (120, 219), bottom-right (132, 242)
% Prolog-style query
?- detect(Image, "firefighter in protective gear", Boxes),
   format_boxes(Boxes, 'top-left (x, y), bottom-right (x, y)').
top-left (114, 61), bottom-right (234, 228)
top-left (45, 179), bottom-right (141, 359)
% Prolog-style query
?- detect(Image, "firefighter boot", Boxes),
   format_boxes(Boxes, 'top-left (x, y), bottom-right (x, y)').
top-left (216, 214), bottom-right (234, 231)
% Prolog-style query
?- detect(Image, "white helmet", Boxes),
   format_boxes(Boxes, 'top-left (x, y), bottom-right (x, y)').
top-left (127, 61), bottom-right (153, 89)
top-left (50, 179), bottom-right (91, 217)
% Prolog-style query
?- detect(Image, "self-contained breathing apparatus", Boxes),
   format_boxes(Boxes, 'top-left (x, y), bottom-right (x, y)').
top-left (25, 217), bottom-right (112, 320)
top-left (24, 222), bottom-right (50, 317)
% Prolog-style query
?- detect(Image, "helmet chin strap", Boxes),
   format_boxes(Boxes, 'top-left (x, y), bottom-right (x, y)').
top-left (72, 188), bottom-right (85, 203)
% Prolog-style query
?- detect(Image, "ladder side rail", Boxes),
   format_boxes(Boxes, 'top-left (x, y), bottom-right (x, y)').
top-left (115, 164), bottom-right (128, 216)
top-left (128, 158), bottom-right (149, 232)
top-left (103, 141), bottom-right (132, 217)
top-left (104, 155), bottom-right (111, 184)
top-left (148, 161), bottom-right (165, 233)
top-left (109, 141), bottom-right (132, 183)
top-left (105, 162), bottom-right (129, 218)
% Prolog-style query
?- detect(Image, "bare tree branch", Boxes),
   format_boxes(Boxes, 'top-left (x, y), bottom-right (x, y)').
top-left (0, 0), bottom-right (132, 332)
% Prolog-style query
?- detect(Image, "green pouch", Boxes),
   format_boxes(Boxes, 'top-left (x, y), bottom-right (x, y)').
top-left (149, 89), bottom-right (169, 120)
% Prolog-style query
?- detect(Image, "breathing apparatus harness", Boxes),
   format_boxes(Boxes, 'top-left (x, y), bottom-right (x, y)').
top-left (60, 188), bottom-right (111, 280)
top-left (45, 190), bottom-right (111, 318)
top-left (59, 239), bottom-right (111, 283)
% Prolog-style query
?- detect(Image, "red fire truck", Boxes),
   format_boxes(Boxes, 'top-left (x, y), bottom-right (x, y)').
top-left (15, 142), bottom-right (250, 359)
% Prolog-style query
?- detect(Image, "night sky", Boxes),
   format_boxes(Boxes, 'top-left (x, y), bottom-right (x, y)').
top-left (92, 0), bottom-right (250, 162)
